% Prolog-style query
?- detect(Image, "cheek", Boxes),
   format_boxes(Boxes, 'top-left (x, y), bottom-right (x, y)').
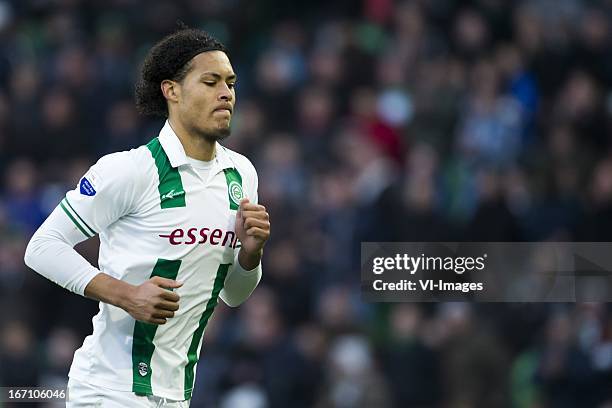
top-left (182, 86), bottom-right (213, 112)
top-left (183, 98), bottom-right (212, 123)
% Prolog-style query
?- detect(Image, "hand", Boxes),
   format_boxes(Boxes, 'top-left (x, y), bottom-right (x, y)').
top-left (123, 276), bottom-right (182, 325)
top-left (235, 198), bottom-right (270, 259)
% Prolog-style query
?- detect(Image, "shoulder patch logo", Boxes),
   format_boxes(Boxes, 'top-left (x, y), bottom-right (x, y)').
top-left (79, 177), bottom-right (96, 196)
top-left (228, 181), bottom-right (243, 205)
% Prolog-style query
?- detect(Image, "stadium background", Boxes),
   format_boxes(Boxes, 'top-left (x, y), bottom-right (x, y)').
top-left (1, 0), bottom-right (612, 406)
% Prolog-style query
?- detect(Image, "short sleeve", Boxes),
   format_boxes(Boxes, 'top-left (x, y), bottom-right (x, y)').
top-left (241, 157), bottom-right (258, 205)
top-left (59, 151), bottom-right (140, 238)
top-left (251, 169), bottom-right (259, 205)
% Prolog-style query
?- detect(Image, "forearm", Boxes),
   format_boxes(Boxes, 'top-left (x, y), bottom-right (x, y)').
top-left (220, 248), bottom-right (262, 307)
top-left (83, 273), bottom-right (135, 309)
top-left (237, 247), bottom-right (262, 271)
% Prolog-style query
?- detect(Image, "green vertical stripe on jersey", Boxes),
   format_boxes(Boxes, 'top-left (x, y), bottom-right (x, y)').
top-left (147, 138), bottom-right (186, 209)
top-left (184, 263), bottom-right (230, 399)
top-left (223, 168), bottom-right (243, 210)
top-left (132, 258), bottom-right (182, 396)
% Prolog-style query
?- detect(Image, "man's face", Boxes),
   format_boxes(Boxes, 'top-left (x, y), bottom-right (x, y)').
top-left (174, 50), bottom-right (236, 142)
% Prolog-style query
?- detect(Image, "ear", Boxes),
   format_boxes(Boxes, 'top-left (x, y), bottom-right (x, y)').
top-left (161, 79), bottom-right (180, 104)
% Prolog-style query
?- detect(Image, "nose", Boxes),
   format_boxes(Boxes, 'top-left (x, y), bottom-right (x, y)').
top-left (218, 83), bottom-right (233, 102)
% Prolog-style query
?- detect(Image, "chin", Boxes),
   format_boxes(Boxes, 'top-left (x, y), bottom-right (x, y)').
top-left (201, 126), bottom-right (231, 142)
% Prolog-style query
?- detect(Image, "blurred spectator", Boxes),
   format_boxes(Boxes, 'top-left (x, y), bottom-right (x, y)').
top-left (380, 304), bottom-right (441, 407)
top-left (39, 327), bottom-right (80, 388)
top-left (435, 303), bottom-right (510, 408)
top-left (535, 310), bottom-right (596, 408)
top-left (231, 287), bottom-right (317, 408)
top-left (0, 320), bottom-right (39, 387)
top-left (316, 335), bottom-right (392, 408)
top-left (467, 168), bottom-right (521, 241)
top-left (2, 158), bottom-right (45, 234)
top-left (456, 58), bottom-right (523, 168)
top-left (220, 383), bottom-right (268, 408)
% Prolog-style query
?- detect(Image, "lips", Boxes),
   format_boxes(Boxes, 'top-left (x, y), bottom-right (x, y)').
top-left (213, 105), bottom-right (233, 114)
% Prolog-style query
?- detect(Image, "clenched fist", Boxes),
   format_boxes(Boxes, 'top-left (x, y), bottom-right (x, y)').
top-left (123, 276), bottom-right (182, 325)
top-left (234, 198), bottom-right (270, 269)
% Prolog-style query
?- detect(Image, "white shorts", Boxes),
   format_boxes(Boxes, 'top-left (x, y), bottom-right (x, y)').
top-left (66, 377), bottom-right (191, 408)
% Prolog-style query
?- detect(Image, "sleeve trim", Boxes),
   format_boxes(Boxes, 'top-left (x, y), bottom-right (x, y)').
top-left (60, 198), bottom-right (96, 238)
top-left (64, 198), bottom-right (97, 235)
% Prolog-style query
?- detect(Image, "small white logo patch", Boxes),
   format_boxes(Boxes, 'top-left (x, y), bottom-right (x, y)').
top-left (138, 362), bottom-right (148, 377)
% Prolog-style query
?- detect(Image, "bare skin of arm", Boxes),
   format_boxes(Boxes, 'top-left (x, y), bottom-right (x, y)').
top-left (84, 274), bottom-right (182, 325)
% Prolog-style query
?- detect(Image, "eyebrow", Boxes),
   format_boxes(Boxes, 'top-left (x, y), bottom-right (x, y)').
top-left (200, 72), bottom-right (237, 81)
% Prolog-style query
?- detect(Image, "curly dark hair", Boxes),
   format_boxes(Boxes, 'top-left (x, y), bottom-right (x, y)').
top-left (135, 28), bottom-right (228, 117)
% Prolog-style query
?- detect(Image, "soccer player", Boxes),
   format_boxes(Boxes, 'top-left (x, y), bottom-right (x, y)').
top-left (24, 28), bottom-right (270, 407)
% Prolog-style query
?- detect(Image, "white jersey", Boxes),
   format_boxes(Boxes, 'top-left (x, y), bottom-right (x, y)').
top-left (64, 121), bottom-right (258, 400)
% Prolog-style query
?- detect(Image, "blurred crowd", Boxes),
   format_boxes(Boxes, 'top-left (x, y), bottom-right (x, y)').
top-left (1, 0), bottom-right (612, 406)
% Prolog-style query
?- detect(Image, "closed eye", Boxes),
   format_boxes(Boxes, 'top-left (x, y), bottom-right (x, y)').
top-left (202, 81), bottom-right (236, 89)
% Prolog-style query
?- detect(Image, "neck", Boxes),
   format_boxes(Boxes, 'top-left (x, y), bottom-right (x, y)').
top-left (168, 117), bottom-right (216, 161)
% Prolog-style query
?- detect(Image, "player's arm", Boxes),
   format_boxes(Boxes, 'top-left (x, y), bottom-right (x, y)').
top-left (220, 199), bottom-right (269, 307)
top-left (24, 211), bottom-right (181, 324)
top-left (220, 166), bottom-right (270, 307)
top-left (220, 163), bottom-right (270, 307)
top-left (24, 152), bottom-right (181, 325)
top-left (84, 273), bottom-right (182, 325)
